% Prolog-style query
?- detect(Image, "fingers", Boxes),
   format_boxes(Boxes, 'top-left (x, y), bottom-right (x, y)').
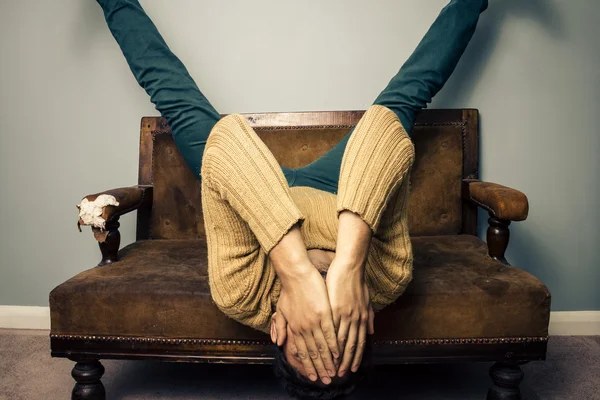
top-left (270, 318), bottom-right (276, 344)
top-left (338, 322), bottom-right (358, 377)
top-left (275, 313), bottom-right (288, 346)
top-left (286, 324), bottom-right (299, 358)
top-left (332, 310), bottom-right (341, 331)
top-left (368, 303), bottom-right (375, 335)
top-left (293, 333), bottom-right (319, 383)
top-left (321, 316), bottom-right (341, 360)
top-left (302, 333), bottom-right (332, 384)
top-left (286, 323), bottom-right (295, 347)
top-left (336, 318), bottom-right (350, 360)
top-left (312, 329), bottom-right (337, 378)
top-left (351, 319), bottom-right (368, 372)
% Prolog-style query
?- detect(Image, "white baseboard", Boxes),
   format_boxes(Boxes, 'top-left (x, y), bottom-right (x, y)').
top-left (548, 311), bottom-right (600, 336)
top-left (1, 306), bottom-right (599, 336)
top-left (0, 306), bottom-right (50, 330)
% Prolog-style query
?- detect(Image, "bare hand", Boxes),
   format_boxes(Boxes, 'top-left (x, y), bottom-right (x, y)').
top-left (275, 267), bottom-right (340, 384)
top-left (326, 257), bottom-right (374, 377)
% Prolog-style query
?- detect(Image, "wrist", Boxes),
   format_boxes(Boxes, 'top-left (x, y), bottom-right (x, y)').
top-left (270, 253), bottom-right (315, 286)
top-left (269, 223), bottom-right (316, 284)
top-left (332, 256), bottom-right (366, 274)
top-left (278, 263), bottom-right (316, 288)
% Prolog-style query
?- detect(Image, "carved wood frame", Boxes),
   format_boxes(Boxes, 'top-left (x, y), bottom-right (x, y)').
top-left (136, 109), bottom-right (479, 239)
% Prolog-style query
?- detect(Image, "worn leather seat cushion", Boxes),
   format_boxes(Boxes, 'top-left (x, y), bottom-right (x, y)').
top-left (50, 235), bottom-right (550, 341)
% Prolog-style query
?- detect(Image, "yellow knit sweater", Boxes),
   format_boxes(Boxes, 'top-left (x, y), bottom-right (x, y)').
top-left (201, 105), bottom-right (415, 334)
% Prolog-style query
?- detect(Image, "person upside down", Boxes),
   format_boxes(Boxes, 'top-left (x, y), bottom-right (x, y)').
top-left (95, 0), bottom-right (488, 397)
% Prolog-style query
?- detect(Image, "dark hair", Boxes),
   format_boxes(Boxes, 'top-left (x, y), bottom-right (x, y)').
top-left (273, 340), bottom-right (373, 399)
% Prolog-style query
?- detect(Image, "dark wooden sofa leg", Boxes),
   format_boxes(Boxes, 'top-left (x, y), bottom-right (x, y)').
top-left (71, 360), bottom-right (106, 400)
top-left (487, 361), bottom-right (524, 400)
top-left (95, 219), bottom-right (120, 266)
top-left (487, 216), bottom-right (511, 265)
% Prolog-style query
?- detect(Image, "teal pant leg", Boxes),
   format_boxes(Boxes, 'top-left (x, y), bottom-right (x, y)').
top-left (98, 0), bottom-right (297, 183)
top-left (293, 0), bottom-right (488, 194)
top-left (98, 0), bottom-right (219, 177)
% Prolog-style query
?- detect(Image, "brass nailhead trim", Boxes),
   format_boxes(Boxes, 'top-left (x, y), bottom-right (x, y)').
top-left (50, 334), bottom-right (548, 346)
top-left (49, 335), bottom-right (272, 346)
top-left (49, 335), bottom-right (274, 346)
top-left (253, 121), bottom-right (467, 131)
top-left (418, 121), bottom-right (467, 128)
top-left (255, 125), bottom-right (355, 131)
top-left (372, 337), bottom-right (549, 346)
top-left (153, 125), bottom-right (355, 132)
top-left (151, 121), bottom-right (464, 136)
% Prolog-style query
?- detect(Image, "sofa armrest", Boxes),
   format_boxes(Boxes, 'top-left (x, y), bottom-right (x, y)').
top-left (463, 180), bottom-right (529, 221)
top-left (462, 180), bottom-right (529, 265)
top-left (77, 186), bottom-right (153, 231)
top-left (76, 185), bottom-right (153, 266)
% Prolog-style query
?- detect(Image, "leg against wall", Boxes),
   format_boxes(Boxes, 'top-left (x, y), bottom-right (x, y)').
top-left (71, 360), bottom-right (106, 400)
top-left (486, 361), bottom-right (524, 400)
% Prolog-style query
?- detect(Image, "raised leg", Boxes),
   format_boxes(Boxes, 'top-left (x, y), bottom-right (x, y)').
top-left (96, 0), bottom-right (220, 177)
top-left (96, 0), bottom-right (297, 185)
top-left (487, 361), bottom-right (524, 400)
top-left (373, 0), bottom-right (489, 133)
top-left (294, 0), bottom-right (488, 194)
top-left (71, 360), bottom-right (106, 400)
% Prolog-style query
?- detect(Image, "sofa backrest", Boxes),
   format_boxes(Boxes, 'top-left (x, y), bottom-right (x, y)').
top-left (138, 109), bottom-right (479, 240)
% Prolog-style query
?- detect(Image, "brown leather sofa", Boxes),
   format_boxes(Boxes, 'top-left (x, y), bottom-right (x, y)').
top-left (50, 109), bottom-right (550, 400)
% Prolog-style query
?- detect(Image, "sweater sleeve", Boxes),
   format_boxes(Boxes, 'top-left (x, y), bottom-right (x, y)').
top-left (336, 105), bottom-right (415, 234)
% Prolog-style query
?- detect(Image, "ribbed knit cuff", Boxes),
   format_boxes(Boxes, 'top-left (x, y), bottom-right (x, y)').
top-left (201, 114), bottom-right (306, 254)
top-left (336, 105), bottom-right (415, 233)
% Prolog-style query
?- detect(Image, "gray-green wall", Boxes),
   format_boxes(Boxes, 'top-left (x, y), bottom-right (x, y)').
top-left (1, 0), bottom-right (598, 311)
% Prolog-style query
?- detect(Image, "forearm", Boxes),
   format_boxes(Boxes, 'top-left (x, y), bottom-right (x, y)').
top-left (269, 225), bottom-right (315, 287)
top-left (328, 211), bottom-right (375, 376)
top-left (374, 0), bottom-right (488, 133)
top-left (335, 211), bottom-right (372, 272)
top-left (336, 106), bottom-right (415, 234)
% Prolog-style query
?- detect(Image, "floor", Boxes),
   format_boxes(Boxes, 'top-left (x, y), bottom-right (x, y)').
top-left (0, 330), bottom-right (598, 399)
